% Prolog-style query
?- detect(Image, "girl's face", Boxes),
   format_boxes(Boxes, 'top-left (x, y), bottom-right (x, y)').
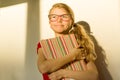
top-left (49, 8), bottom-right (73, 36)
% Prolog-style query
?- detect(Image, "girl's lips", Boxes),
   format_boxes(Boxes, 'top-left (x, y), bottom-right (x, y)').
top-left (55, 24), bottom-right (63, 26)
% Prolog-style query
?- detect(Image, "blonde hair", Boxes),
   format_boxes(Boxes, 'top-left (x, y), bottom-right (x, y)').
top-left (71, 23), bottom-right (97, 62)
top-left (49, 3), bottom-right (97, 62)
top-left (49, 3), bottom-right (75, 24)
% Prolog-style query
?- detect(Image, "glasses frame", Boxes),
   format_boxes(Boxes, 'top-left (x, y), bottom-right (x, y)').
top-left (48, 14), bottom-right (71, 22)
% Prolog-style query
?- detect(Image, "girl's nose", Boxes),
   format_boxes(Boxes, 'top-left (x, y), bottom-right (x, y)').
top-left (57, 16), bottom-right (62, 22)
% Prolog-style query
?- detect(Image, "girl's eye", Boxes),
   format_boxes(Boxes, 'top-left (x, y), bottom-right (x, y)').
top-left (52, 15), bottom-right (57, 18)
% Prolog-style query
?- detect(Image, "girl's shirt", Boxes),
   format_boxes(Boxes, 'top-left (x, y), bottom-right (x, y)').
top-left (37, 42), bottom-right (50, 80)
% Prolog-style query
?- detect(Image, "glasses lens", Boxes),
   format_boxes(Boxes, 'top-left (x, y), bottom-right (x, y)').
top-left (62, 14), bottom-right (71, 20)
top-left (48, 14), bottom-right (71, 21)
top-left (48, 14), bottom-right (57, 21)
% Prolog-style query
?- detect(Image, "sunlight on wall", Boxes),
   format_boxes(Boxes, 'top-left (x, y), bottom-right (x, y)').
top-left (0, 3), bottom-right (27, 80)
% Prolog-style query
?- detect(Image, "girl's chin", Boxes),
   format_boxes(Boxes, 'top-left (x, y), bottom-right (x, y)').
top-left (55, 31), bottom-right (64, 34)
top-left (54, 29), bottom-right (64, 32)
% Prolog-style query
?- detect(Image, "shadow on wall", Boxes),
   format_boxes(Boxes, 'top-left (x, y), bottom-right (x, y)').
top-left (76, 21), bottom-right (113, 80)
top-left (25, 0), bottom-right (40, 80)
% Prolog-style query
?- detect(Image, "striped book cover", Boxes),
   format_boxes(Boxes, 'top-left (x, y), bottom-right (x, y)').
top-left (40, 34), bottom-right (85, 79)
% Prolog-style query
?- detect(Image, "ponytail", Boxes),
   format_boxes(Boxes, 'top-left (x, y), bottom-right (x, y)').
top-left (70, 23), bottom-right (97, 62)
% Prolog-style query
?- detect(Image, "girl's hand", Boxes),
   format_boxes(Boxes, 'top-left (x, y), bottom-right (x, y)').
top-left (49, 69), bottom-right (64, 80)
top-left (70, 48), bottom-right (86, 60)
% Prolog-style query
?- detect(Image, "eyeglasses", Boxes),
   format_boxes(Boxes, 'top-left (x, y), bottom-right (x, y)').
top-left (48, 14), bottom-right (71, 22)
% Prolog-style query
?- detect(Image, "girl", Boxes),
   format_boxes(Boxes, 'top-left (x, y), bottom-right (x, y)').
top-left (37, 3), bottom-right (98, 80)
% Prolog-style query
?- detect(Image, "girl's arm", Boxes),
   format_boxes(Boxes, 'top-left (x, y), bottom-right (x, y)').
top-left (37, 48), bottom-right (81, 73)
top-left (49, 61), bottom-right (98, 80)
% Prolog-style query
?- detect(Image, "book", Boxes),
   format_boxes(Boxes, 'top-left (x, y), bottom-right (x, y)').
top-left (40, 34), bottom-right (85, 80)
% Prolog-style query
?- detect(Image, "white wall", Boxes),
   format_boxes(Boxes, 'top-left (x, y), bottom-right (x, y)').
top-left (40, 0), bottom-right (120, 80)
top-left (0, 3), bottom-right (27, 80)
top-left (0, 1), bottom-right (41, 80)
